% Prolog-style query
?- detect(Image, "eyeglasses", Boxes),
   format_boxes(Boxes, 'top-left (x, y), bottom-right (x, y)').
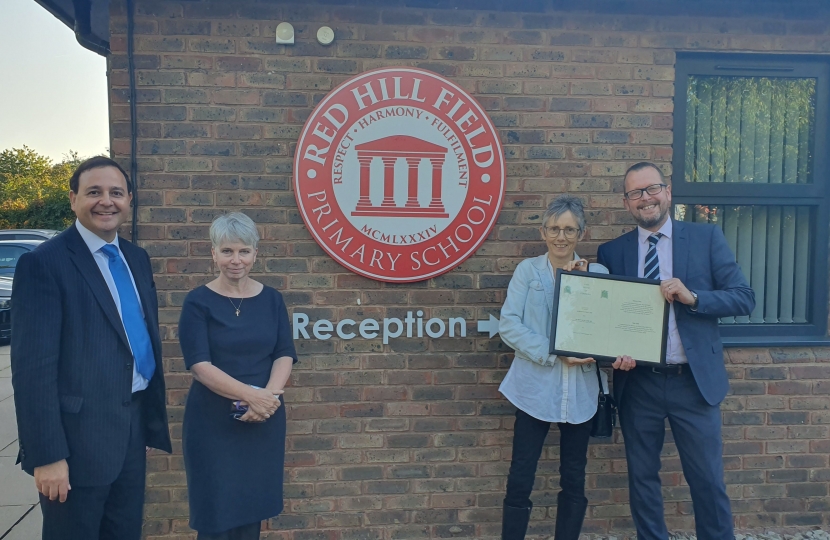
top-left (543, 226), bottom-right (580, 239)
top-left (624, 183), bottom-right (668, 200)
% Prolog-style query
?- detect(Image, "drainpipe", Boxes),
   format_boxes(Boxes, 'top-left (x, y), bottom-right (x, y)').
top-left (126, 0), bottom-right (139, 243)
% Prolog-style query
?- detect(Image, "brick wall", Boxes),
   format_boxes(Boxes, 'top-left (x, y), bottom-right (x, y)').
top-left (107, 1), bottom-right (830, 538)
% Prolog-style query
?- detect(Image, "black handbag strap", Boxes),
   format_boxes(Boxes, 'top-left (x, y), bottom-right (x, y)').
top-left (595, 366), bottom-right (616, 408)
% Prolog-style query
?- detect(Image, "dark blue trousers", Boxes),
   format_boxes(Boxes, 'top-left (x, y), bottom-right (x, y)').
top-left (505, 409), bottom-right (593, 508)
top-left (619, 368), bottom-right (733, 540)
top-left (40, 393), bottom-right (146, 540)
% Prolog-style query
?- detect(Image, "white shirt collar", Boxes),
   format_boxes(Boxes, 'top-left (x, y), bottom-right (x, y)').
top-left (637, 218), bottom-right (672, 245)
top-left (75, 219), bottom-right (120, 255)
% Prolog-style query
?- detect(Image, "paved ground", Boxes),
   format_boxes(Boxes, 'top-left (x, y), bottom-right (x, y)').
top-left (0, 344), bottom-right (43, 539)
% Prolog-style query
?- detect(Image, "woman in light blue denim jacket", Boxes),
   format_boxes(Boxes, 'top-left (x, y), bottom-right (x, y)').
top-left (499, 195), bottom-right (609, 540)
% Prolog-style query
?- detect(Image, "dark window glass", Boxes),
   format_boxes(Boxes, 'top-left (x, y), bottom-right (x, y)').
top-left (673, 54), bottom-right (829, 343)
top-left (0, 246), bottom-right (28, 269)
top-left (675, 204), bottom-right (812, 325)
top-left (685, 77), bottom-right (815, 185)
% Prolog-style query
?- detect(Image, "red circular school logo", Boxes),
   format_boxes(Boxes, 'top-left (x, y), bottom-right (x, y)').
top-left (294, 67), bottom-right (505, 283)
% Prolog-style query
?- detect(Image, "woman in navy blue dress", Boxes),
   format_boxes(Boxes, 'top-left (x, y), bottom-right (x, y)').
top-left (178, 213), bottom-right (297, 540)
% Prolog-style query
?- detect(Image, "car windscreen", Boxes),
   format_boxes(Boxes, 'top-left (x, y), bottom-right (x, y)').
top-left (0, 246), bottom-right (28, 269)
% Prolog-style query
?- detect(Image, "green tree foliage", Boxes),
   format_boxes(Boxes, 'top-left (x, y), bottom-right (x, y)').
top-left (0, 147), bottom-right (83, 230)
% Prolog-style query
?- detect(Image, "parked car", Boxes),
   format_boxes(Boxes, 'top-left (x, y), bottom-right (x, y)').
top-left (0, 229), bottom-right (60, 241)
top-left (0, 240), bottom-right (44, 278)
top-left (0, 276), bottom-right (11, 341)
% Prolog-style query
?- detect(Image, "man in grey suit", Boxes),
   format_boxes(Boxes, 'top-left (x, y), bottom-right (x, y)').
top-left (11, 157), bottom-right (171, 540)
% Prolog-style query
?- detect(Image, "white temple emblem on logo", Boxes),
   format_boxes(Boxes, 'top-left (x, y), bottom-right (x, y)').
top-left (352, 135), bottom-right (449, 218)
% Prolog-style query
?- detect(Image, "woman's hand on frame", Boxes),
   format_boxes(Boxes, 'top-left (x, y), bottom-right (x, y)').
top-left (561, 356), bottom-right (595, 366)
top-left (562, 259), bottom-right (589, 272)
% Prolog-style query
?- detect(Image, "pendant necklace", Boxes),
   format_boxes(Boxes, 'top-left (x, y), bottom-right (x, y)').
top-left (229, 296), bottom-right (243, 316)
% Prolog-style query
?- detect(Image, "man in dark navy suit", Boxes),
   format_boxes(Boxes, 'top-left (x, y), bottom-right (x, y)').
top-left (597, 162), bottom-right (755, 540)
top-left (11, 157), bottom-right (171, 540)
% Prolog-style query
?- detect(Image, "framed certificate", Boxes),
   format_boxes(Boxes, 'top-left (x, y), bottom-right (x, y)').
top-left (549, 270), bottom-right (669, 365)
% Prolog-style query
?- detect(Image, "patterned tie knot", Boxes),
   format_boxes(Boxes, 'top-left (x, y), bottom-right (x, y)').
top-left (648, 233), bottom-right (663, 246)
top-left (100, 243), bottom-right (120, 261)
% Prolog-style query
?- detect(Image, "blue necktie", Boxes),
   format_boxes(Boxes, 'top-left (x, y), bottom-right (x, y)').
top-left (644, 233), bottom-right (663, 281)
top-left (100, 244), bottom-right (155, 381)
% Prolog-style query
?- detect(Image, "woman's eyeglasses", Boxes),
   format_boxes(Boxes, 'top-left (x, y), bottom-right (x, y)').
top-left (543, 226), bottom-right (580, 239)
top-left (624, 183), bottom-right (668, 200)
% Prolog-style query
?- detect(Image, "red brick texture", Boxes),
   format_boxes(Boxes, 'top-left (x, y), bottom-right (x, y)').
top-left (107, 2), bottom-right (830, 538)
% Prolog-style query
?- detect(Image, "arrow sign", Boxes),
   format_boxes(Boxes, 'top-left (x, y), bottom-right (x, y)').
top-left (477, 314), bottom-right (500, 338)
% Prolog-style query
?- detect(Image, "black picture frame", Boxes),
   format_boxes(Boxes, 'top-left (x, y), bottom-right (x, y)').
top-left (549, 270), bottom-right (670, 365)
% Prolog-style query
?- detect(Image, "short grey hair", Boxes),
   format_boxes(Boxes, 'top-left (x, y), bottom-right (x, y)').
top-left (541, 195), bottom-right (587, 232)
top-left (210, 212), bottom-right (259, 249)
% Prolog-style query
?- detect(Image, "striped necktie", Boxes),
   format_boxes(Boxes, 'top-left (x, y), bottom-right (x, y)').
top-left (643, 233), bottom-right (663, 281)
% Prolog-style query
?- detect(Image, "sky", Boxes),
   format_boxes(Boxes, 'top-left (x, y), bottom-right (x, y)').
top-left (0, 0), bottom-right (109, 163)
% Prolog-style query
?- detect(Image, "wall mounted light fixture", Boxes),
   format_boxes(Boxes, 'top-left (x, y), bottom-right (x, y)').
top-left (276, 22), bottom-right (295, 44)
top-left (317, 26), bottom-right (335, 46)
top-left (317, 26), bottom-right (334, 45)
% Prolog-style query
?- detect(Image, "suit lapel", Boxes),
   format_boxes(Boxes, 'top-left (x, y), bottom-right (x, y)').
top-left (65, 226), bottom-right (132, 351)
top-left (672, 219), bottom-right (689, 283)
top-left (623, 230), bottom-right (639, 277)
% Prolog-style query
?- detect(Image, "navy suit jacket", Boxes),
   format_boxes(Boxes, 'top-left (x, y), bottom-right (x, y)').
top-left (11, 225), bottom-right (171, 486)
top-left (596, 219), bottom-right (755, 406)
